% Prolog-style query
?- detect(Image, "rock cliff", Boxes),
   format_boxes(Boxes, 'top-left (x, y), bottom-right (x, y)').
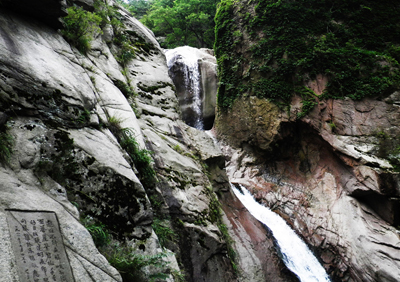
top-left (0, 1), bottom-right (270, 281)
top-left (215, 0), bottom-right (400, 281)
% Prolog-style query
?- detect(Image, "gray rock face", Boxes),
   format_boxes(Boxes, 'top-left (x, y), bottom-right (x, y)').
top-left (0, 1), bottom-right (276, 281)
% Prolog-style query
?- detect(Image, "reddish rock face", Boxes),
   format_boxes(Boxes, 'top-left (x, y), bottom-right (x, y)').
top-left (217, 91), bottom-right (400, 281)
top-left (220, 188), bottom-right (298, 282)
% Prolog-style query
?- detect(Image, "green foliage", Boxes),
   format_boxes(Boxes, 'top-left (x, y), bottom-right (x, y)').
top-left (328, 122), bottom-right (336, 131)
top-left (106, 117), bottom-right (156, 189)
top-left (172, 144), bottom-right (183, 153)
top-left (297, 100), bottom-right (317, 119)
top-left (120, 128), bottom-right (156, 188)
top-left (95, 0), bottom-right (154, 67)
top-left (207, 190), bottom-right (238, 274)
top-left (214, 0), bottom-right (241, 109)
top-left (152, 218), bottom-right (177, 247)
top-left (82, 214), bottom-right (171, 281)
top-left (215, 0), bottom-right (400, 110)
top-left (376, 130), bottom-right (389, 139)
top-left (0, 125), bottom-right (13, 164)
top-left (118, 0), bottom-right (152, 19)
top-left (61, 6), bottom-right (102, 54)
top-left (114, 80), bottom-right (136, 98)
top-left (94, 0), bottom-right (117, 27)
top-left (102, 242), bottom-right (169, 282)
top-left (95, 0), bottom-right (139, 65)
top-left (140, 0), bottom-right (219, 48)
top-left (83, 217), bottom-right (111, 247)
top-left (76, 108), bottom-right (91, 125)
top-left (107, 115), bottom-right (124, 135)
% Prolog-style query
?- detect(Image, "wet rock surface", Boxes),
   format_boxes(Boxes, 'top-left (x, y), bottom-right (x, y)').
top-left (217, 95), bottom-right (400, 281)
top-left (166, 46), bottom-right (217, 130)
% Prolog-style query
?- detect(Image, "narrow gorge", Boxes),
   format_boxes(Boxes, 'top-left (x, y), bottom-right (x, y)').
top-left (0, 0), bottom-right (399, 282)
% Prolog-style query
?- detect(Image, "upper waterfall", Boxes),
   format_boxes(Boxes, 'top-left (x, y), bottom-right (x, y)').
top-left (166, 46), bottom-right (204, 129)
top-left (165, 46), bottom-right (218, 130)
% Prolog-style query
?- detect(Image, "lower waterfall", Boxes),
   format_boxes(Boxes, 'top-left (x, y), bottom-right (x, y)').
top-left (231, 184), bottom-right (331, 282)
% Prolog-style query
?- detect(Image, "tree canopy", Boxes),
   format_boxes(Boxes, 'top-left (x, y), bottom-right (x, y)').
top-left (122, 0), bottom-right (219, 49)
top-left (118, 0), bottom-right (152, 19)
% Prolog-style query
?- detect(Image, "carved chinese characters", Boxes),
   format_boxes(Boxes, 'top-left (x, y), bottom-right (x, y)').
top-left (6, 210), bottom-right (75, 282)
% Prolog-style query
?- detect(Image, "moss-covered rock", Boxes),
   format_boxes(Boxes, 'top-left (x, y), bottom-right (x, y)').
top-left (215, 0), bottom-right (400, 111)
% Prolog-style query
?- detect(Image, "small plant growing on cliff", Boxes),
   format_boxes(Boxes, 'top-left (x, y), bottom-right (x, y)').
top-left (84, 218), bottom-right (171, 282)
top-left (328, 121), bottom-right (336, 131)
top-left (107, 115), bottom-right (124, 135)
top-left (83, 216), bottom-right (111, 247)
top-left (105, 118), bottom-right (156, 189)
top-left (152, 218), bottom-right (177, 247)
top-left (101, 241), bottom-right (170, 282)
top-left (0, 125), bottom-right (13, 164)
top-left (172, 144), bottom-right (183, 154)
top-left (114, 80), bottom-right (136, 98)
top-left (119, 128), bottom-right (156, 188)
top-left (61, 6), bottom-right (102, 54)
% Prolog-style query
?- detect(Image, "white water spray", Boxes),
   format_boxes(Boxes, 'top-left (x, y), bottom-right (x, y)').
top-left (231, 184), bottom-right (331, 282)
top-left (166, 46), bottom-right (204, 129)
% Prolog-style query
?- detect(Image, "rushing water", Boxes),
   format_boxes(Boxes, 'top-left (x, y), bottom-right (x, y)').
top-left (231, 184), bottom-right (331, 282)
top-left (166, 46), bottom-right (204, 129)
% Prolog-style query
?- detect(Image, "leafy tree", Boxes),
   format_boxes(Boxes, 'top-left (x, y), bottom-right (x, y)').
top-left (118, 0), bottom-right (153, 19)
top-left (140, 0), bottom-right (219, 48)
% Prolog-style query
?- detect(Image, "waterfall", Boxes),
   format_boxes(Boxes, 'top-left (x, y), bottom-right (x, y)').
top-left (165, 46), bottom-right (204, 130)
top-left (231, 184), bottom-right (331, 282)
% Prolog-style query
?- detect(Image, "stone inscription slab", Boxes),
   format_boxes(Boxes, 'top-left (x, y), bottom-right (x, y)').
top-left (6, 210), bottom-right (75, 282)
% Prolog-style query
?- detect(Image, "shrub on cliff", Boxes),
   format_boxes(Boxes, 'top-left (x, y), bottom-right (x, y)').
top-left (61, 6), bottom-right (102, 54)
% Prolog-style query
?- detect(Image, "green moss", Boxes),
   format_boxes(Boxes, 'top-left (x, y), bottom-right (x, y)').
top-left (37, 130), bottom-right (79, 186)
top-left (207, 190), bottom-right (238, 274)
top-left (106, 119), bottom-right (156, 189)
top-left (114, 80), bottom-right (136, 98)
top-left (0, 124), bottom-right (13, 164)
top-left (215, 0), bottom-right (400, 112)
